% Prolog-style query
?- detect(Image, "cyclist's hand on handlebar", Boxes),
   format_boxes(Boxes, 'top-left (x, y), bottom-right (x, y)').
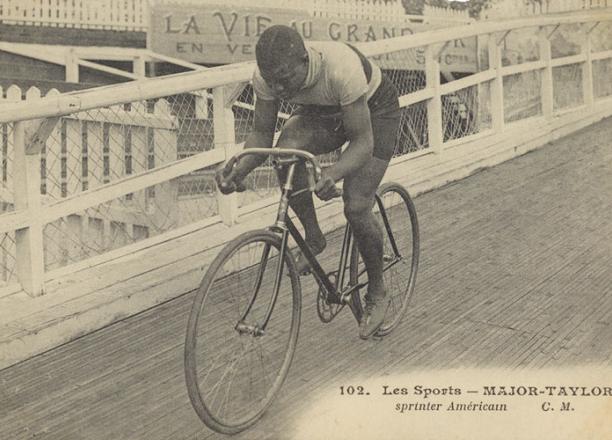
top-left (215, 162), bottom-right (246, 194)
top-left (314, 170), bottom-right (342, 201)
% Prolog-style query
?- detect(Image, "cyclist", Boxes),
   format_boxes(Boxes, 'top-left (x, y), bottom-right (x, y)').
top-left (216, 25), bottom-right (400, 339)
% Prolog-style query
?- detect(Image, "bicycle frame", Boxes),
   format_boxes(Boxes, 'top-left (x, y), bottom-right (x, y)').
top-left (232, 150), bottom-right (404, 333)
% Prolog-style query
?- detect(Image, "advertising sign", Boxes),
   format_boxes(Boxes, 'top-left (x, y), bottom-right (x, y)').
top-left (148, 4), bottom-right (477, 73)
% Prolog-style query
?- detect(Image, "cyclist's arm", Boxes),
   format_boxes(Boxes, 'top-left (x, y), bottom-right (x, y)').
top-left (232, 97), bottom-right (280, 181)
top-left (326, 95), bottom-right (374, 182)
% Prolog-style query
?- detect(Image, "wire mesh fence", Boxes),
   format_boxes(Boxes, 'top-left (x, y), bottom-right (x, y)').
top-left (442, 82), bottom-right (492, 142)
top-left (504, 71), bottom-right (543, 123)
top-left (0, 232), bottom-right (16, 285)
top-left (501, 26), bottom-right (541, 67)
top-left (395, 101), bottom-right (429, 156)
top-left (553, 64), bottom-right (584, 111)
top-left (590, 20), bottom-right (612, 52)
top-left (551, 23), bottom-right (584, 59)
top-left (593, 59), bottom-right (612, 99)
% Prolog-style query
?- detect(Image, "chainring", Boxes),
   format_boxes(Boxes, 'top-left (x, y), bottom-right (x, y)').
top-left (316, 271), bottom-right (345, 323)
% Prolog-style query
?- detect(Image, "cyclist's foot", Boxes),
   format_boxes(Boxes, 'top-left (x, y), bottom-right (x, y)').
top-left (359, 293), bottom-right (391, 340)
top-left (294, 236), bottom-right (326, 275)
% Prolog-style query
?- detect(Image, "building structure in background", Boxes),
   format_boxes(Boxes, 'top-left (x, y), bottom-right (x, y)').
top-left (482, 0), bottom-right (609, 19)
top-left (0, 0), bottom-right (471, 31)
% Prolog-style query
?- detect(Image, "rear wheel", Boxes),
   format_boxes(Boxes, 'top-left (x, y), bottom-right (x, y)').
top-left (185, 230), bottom-right (301, 434)
top-left (350, 182), bottom-right (419, 336)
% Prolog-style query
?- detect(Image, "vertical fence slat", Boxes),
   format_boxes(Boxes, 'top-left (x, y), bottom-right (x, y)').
top-left (539, 27), bottom-right (554, 119)
top-left (425, 45), bottom-right (443, 155)
top-left (214, 86), bottom-right (239, 225)
top-left (489, 36), bottom-right (505, 132)
top-left (13, 121), bottom-right (45, 296)
top-left (42, 89), bottom-right (63, 271)
top-left (582, 23), bottom-right (595, 108)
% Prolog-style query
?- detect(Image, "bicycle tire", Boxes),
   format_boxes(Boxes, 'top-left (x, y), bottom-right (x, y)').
top-left (185, 230), bottom-right (301, 434)
top-left (350, 182), bottom-right (420, 336)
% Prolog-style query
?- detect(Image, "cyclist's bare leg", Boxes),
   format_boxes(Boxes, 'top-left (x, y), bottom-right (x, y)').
top-left (275, 115), bottom-right (345, 265)
top-left (343, 156), bottom-right (389, 300)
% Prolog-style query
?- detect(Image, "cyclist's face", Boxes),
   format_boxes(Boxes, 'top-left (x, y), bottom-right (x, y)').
top-left (260, 56), bottom-right (308, 100)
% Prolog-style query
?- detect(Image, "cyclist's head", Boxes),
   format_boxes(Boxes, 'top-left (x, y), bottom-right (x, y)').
top-left (256, 25), bottom-right (308, 99)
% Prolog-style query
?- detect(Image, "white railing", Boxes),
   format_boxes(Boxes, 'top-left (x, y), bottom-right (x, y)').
top-left (0, 12), bottom-right (611, 296)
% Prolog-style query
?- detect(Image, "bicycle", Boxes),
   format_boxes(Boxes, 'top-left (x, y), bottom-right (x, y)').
top-left (184, 148), bottom-right (419, 434)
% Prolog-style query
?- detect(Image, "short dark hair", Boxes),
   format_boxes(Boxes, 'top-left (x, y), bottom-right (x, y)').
top-left (255, 25), bottom-right (307, 71)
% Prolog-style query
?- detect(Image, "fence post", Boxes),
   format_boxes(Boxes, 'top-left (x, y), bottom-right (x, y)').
top-left (213, 86), bottom-right (239, 226)
top-left (133, 56), bottom-right (146, 78)
top-left (582, 23), bottom-right (594, 108)
top-left (425, 44), bottom-right (443, 155)
top-left (13, 121), bottom-right (46, 297)
top-left (65, 48), bottom-right (79, 83)
top-left (538, 26), bottom-right (554, 119)
top-left (488, 34), bottom-right (505, 133)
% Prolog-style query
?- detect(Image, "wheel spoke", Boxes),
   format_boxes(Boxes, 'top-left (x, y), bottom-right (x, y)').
top-left (185, 231), bottom-right (301, 434)
top-left (351, 183), bottom-right (419, 336)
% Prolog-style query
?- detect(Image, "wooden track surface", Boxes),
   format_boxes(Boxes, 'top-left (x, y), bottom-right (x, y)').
top-left (1, 117), bottom-right (611, 440)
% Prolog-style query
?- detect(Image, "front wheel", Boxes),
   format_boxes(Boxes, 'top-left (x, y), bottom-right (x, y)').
top-left (185, 230), bottom-right (301, 434)
top-left (350, 182), bottom-right (420, 336)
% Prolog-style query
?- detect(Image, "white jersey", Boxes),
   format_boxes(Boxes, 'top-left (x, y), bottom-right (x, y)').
top-left (252, 41), bottom-right (382, 107)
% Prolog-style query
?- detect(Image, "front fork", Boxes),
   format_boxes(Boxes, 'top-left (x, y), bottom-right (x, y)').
top-left (235, 163), bottom-right (298, 337)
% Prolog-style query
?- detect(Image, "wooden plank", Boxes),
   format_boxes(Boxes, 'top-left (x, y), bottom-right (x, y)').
top-left (591, 49), bottom-right (612, 61)
top-left (550, 53), bottom-right (587, 68)
top-left (439, 69), bottom-right (496, 95)
top-left (500, 59), bottom-right (547, 77)
top-left (539, 27), bottom-right (554, 119)
top-left (398, 87), bottom-right (435, 108)
top-left (65, 109), bottom-right (175, 130)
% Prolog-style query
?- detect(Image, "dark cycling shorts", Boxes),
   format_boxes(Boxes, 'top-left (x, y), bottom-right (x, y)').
top-left (291, 74), bottom-right (400, 161)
